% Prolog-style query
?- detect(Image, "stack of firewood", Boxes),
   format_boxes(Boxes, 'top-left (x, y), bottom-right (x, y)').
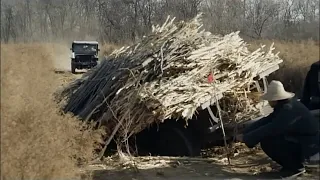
top-left (57, 14), bottom-right (283, 144)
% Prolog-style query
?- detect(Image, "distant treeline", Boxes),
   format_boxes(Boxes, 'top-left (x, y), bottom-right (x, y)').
top-left (1, 0), bottom-right (319, 43)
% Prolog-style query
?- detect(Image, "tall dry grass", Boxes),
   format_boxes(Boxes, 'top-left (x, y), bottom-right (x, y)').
top-left (249, 40), bottom-right (319, 96)
top-left (1, 44), bottom-right (104, 180)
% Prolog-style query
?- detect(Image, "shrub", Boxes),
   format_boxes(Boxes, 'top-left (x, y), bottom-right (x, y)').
top-left (1, 44), bottom-right (104, 180)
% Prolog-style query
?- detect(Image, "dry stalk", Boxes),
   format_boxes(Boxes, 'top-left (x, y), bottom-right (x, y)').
top-left (216, 100), bottom-right (231, 165)
top-left (58, 13), bottom-right (283, 151)
top-left (97, 102), bottom-right (124, 160)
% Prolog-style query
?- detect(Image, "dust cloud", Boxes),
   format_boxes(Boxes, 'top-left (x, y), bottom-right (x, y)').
top-left (52, 44), bottom-right (71, 72)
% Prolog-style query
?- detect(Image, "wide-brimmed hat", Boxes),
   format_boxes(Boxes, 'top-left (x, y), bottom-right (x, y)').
top-left (261, 80), bottom-right (295, 101)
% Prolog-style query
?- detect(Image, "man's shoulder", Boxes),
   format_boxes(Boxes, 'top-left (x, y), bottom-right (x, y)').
top-left (280, 100), bottom-right (303, 110)
top-left (288, 100), bottom-right (310, 112)
top-left (281, 99), bottom-right (298, 109)
top-left (282, 103), bottom-right (293, 110)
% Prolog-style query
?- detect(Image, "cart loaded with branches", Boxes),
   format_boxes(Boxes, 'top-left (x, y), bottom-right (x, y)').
top-left (56, 14), bottom-right (283, 158)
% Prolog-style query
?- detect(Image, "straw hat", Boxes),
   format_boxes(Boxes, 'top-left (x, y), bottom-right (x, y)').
top-left (261, 80), bottom-right (295, 101)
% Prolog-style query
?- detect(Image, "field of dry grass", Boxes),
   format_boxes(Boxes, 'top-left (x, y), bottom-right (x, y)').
top-left (249, 40), bottom-right (319, 95)
top-left (1, 44), bottom-right (104, 180)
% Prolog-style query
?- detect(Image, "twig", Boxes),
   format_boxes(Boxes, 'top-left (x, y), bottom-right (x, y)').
top-left (160, 43), bottom-right (165, 76)
top-left (216, 100), bottom-right (231, 165)
top-left (96, 102), bottom-right (125, 160)
top-left (212, 80), bottom-right (232, 165)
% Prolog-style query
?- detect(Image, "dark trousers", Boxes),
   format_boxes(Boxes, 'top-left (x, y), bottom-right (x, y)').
top-left (260, 136), bottom-right (304, 170)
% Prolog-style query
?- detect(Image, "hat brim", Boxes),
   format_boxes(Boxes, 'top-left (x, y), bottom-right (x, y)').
top-left (261, 91), bottom-right (295, 101)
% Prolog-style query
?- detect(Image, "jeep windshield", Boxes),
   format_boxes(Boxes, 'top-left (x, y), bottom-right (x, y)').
top-left (73, 44), bottom-right (97, 54)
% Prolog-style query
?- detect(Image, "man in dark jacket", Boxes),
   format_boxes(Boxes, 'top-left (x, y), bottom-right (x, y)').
top-left (236, 80), bottom-right (319, 178)
top-left (301, 60), bottom-right (320, 110)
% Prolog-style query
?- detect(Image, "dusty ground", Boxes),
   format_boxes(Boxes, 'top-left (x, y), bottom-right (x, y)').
top-left (56, 71), bottom-right (319, 180)
top-left (84, 149), bottom-right (319, 180)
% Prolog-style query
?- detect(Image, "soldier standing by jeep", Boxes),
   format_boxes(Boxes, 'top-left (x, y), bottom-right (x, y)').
top-left (301, 60), bottom-right (320, 110)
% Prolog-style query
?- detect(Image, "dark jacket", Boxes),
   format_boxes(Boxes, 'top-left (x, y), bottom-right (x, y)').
top-left (243, 99), bottom-right (319, 158)
top-left (301, 60), bottom-right (320, 110)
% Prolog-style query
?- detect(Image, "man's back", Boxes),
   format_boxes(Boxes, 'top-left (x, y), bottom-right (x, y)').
top-left (239, 80), bottom-right (319, 174)
top-left (287, 99), bottom-right (319, 135)
top-left (243, 99), bottom-right (319, 151)
top-left (268, 99), bottom-right (319, 158)
top-left (289, 99), bottom-right (320, 159)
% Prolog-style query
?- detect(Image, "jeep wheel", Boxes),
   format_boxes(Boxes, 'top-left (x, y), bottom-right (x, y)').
top-left (155, 126), bottom-right (201, 157)
top-left (71, 63), bottom-right (76, 74)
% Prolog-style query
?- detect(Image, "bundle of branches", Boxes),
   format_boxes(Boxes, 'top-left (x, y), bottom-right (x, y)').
top-left (58, 14), bottom-right (283, 143)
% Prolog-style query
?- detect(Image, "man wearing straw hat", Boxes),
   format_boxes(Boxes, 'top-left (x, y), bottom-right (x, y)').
top-left (236, 80), bottom-right (319, 178)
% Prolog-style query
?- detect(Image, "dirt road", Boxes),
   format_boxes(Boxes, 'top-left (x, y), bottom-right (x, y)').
top-left (85, 149), bottom-right (319, 180)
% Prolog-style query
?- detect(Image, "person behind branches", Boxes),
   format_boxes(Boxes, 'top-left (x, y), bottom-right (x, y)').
top-left (301, 60), bottom-right (320, 110)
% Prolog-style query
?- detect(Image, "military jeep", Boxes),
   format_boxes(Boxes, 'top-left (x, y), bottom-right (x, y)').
top-left (70, 41), bottom-right (100, 73)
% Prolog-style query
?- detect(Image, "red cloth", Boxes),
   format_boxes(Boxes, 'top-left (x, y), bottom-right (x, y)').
top-left (208, 72), bottom-right (214, 83)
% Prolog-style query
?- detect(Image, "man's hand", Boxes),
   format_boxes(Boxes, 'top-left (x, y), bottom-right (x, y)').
top-left (238, 123), bottom-right (246, 130)
top-left (235, 134), bottom-right (244, 142)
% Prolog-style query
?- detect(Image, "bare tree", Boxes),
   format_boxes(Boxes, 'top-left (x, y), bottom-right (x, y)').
top-left (245, 0), bottom-right (281, 38)
top-left (1, 4), bottom-right (16, 42)
top-left (0, 0), bottom-right (319, 43)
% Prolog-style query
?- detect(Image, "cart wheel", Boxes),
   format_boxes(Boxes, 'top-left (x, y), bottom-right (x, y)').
top-left (156, 126), bottom-right (201, 157)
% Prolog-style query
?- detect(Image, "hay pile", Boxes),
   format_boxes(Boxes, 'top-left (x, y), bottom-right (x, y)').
top-left (58, 14), bottom-right (283, 143)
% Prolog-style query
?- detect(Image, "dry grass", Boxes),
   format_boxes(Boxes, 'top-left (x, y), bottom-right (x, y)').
top-left (249, 40), bottom-right (319, 95)
top-left (1, 44), bottom-right (104, 180)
